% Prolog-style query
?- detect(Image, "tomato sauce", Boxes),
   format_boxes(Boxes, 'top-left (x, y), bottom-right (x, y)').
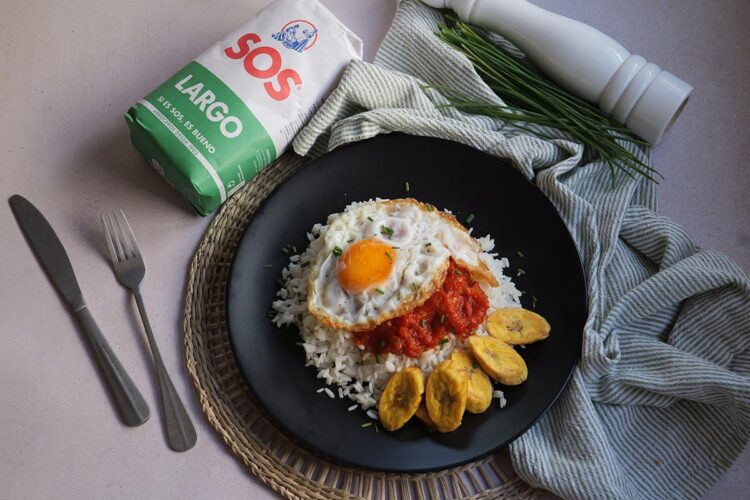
top-left (353, 260), bottom-right (489, 358)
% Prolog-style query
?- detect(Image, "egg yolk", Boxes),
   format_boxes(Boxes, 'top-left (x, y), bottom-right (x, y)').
top-left (336, 238), bottom-right (396, 294)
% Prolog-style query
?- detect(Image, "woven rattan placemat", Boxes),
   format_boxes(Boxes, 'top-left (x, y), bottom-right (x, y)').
top-left (183, 153), bottom-right (541, 499)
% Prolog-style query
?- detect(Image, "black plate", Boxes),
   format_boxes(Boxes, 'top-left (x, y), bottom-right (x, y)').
top-left (227, 134), bottom-right (586, 472)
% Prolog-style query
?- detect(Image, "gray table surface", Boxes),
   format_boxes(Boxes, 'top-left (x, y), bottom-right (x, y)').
top-left (0, 1), bottom-right (747, 498)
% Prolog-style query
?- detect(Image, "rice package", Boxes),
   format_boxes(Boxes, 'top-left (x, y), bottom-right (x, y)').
top-left (126, 0), bottom-right (362, 215)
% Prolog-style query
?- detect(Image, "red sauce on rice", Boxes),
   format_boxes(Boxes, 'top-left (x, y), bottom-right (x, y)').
top-left (353, 260), bottom-right (489, 358)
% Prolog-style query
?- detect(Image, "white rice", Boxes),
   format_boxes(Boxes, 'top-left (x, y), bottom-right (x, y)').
top-left (271, 203), bottom-right (522, 410)
top-left (493, 389), bottom-right (507, 408)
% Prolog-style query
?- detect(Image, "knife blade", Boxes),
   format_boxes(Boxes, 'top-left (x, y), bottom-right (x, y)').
top-left (9, 195), bottom-right (86, 310)
top-left (9, 194), bottom-right (150, 427)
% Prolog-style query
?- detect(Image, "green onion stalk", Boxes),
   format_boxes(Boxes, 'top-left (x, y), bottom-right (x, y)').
top-left (433, 16), bottom-right (661, 186)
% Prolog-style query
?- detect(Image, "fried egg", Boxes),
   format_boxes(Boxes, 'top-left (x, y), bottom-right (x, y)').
top-left (307, 199), bottom-right (498, 331)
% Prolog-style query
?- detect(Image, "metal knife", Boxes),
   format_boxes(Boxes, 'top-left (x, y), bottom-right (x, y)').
top-left (9, 195), bottom-right (150, 427)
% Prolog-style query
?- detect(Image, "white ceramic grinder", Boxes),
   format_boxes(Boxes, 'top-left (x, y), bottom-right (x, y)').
top-left (422, 0), bottom-right (692, 145)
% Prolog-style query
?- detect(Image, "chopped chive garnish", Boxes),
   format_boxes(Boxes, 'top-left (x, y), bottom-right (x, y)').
top-left (374, 423), bottom-right (379, 433)
top-left (367, 216), bottom-right (374, 222)
top-left (301, 261), bottom-right (310, 267)
top-left (263, 264), bottom-right (273, 268)
top-left (405, 181), bottom-right (410, 192)
top-left (333, 246), bottom-right (343, 256)
top-left (454, 269), bottom-right (463, 275)
top-left (439, 338), bottom-right (449, 347)
top-left (397, 291), bottom-right (401, 300)
top-left (380, 225), bottom-right (394, 237)
top-left (465, 213), bottom-right (475, 224)
top-left (281, 247), bottom-right (289, 254)
top-left (391, 246), bottom-right (400, 249)
top-left (379, 340), bottom-right (386, 348)
top-left (375, 353), bottom-right (381, 364)
top-left (426, 204), bottom-right (434, 212)
top-left (439, 313), bottom-right (445, 324)
top-left (425, 242), bottom-right (432, 247)
top-left (267, 310), bottom-right (276, 318)
top-left (347, 239), bottom-right (354, 243)
top-left (291, 245), bottom-right (298, 254)
top-left (472, 362), bottom-right (480, 369)
top-left (361, 422), bottom-right (373, 428)
top-left (385, 252), bottom-right (393, 262)
top-left (517, 250), bottom-right (525, 258)
top-left (374, 288), bottom-right (385, 295)
top-left (517, 268), bottom-right (526, 276)
top-left (411, 283), bottom-right (419, 292)
top-left (420, 319), bottom-right (427, 328)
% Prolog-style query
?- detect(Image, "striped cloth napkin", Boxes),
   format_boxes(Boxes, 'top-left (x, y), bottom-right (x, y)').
top-left (292, 1), bottom-right (750, 498)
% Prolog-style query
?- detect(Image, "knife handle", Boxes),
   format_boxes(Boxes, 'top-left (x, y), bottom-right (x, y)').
top-left (76, 306), bottom-right (150, 427)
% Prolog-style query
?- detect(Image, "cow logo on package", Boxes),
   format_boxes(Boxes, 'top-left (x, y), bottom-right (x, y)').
top-left (271, 20), bottom-right (318, 53)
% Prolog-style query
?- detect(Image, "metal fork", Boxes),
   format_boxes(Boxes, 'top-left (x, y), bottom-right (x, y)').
top-left (101, 210), bottom-right (197, 452)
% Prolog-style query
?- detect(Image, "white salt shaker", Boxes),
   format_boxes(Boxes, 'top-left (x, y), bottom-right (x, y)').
top-left (422, 0), bottom-right (692, 145)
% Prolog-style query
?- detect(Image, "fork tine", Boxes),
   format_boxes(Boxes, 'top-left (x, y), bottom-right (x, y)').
top-left (101, 213), bottom-right (120, 265)
top-left (107, 211), bottom-right (127, 261)
top-left (117, 209), bottom-right (141, 258)
top-left (112, 210), bottom-right (130, 259)
top-left (113, 210), bottom-right (134, 259)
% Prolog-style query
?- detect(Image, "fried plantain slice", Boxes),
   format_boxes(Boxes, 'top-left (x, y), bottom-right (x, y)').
top-left (450, 350), bottom-right (493, 413)
top-left (414, 401), bottom-right (437, 430)
top-left (468, 336), bottom-right (528, 385)
top-left (485, 308), bottom-right (551, 345)
top-left (378, 367), bottom-right (425, 431)
top-left (425, 359), bottom-right (468, 432)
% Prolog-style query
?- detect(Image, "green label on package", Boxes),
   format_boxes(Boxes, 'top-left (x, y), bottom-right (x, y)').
top-left (126, 61), bottom-right (275, 215)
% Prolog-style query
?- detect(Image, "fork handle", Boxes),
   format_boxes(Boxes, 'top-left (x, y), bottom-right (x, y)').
top-left (133, 289), bottom-right (197, 452)
top-left (76, 306), bottom-right (150, 427)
